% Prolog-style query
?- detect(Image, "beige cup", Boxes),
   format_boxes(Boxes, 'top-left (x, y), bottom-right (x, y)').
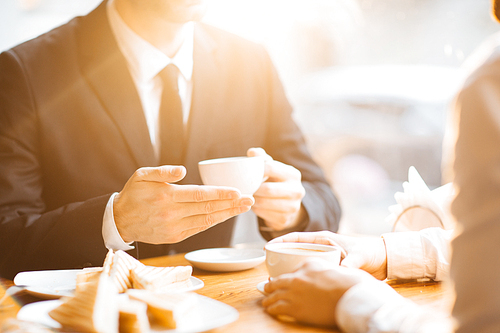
top-left (264, 242), bottom-right (341, 278)
top-left (198, 156), bottom-right (266, 195)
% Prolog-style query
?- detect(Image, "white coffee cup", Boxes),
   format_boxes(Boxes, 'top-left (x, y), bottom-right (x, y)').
top-left (198, 156), bottom-right (266, 195)
top-left (264, 242), bottom-right (341, 278)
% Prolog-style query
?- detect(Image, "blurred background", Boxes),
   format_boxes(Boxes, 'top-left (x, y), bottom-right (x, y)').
top-left (1, 0), bottom-right (498, 241)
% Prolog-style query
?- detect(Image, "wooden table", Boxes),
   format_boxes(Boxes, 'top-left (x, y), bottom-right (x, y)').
top-left (0, 253), bottom-right (449, 332)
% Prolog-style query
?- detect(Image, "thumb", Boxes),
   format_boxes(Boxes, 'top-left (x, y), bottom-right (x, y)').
top-left (136, 166), bottom-right (186, 183)
top-left (340, 254), bottom-right (364, 270)
top-left (247, 147), bottom-right (273, 162)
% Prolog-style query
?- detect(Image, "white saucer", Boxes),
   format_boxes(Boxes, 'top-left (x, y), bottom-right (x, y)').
top-left (185, 248), bottom-right (265, 272)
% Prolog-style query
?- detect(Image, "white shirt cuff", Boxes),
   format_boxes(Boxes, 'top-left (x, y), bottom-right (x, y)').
top-left (102, 192), bottom-right (135, 251)
top-left (382, 231), bottom-right (425, 280)
top-left (382, 228), bottom-right (453, 281)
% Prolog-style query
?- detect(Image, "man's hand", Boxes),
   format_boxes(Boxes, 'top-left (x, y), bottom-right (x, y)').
top-left (269, 231), bottom-right (388, 280)
top-left (262, 258), bottom-right (375, 327)
top-left (113, 165), bottom-right (254, 244)
top-left (247, 148), bottom-right (306, 231)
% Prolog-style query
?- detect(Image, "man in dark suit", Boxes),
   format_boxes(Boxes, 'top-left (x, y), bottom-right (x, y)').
top-left (0, 0), bottom-right (341, 279)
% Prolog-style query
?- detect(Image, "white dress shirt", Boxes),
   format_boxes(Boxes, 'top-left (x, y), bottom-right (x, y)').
top-left (335, 227), bottom-right (454, 332)
top-left (102, 0), bottom-right (195, 251)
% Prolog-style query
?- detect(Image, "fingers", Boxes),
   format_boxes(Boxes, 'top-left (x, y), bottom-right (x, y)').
top-left (262, 278), bottom-right (296, 317)
top-left (265, 275), bottom-right (294, 294)
top-left (165, 204), bottom-right (253, 243)
top-left (133, 166), bottom-right (186, 183)
top-left (262, 287), bottom-right (292, 307)
top-left (172, 184), bottom-right (243, 202)
top-left (182, 196), bottom-right (254, 217)
top-left (252, 198), bottom-right (300, 217)
top-left (253, 209), bottom-right (294, 231)
top-left (254, 181), bottom-right (304, 201)
top-left (270, 230), bottom-right (341, 245)
top-left (247, 148), bottom-right (306, 231)
top-left (262, 273), bottom-right (314, 322)
top-left (340, 254), bottom-right (364, 269)
top-left (265, 299), bottom-right (295, 319)
top-left (167, 194), bottom-right (254, 227)
top-left (190, 204), bottom-right (251, 226)
top-left (268, 231), bottom-right (319, 244)
top-left (267, 232), bottom-right (348, 260)
top-left (132, 167), bottom-right (244, 202)
top-left (252, 182), bottom-right (304, 228)
top-left (247, 148), bottom-right (301, 183)
top-left (265, 160), bottom-right (301, 182)
top-left (247, 147), bottom-right (273, 162)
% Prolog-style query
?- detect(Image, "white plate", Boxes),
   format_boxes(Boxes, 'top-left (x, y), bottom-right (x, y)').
top-left (14, 269), bottom-right (204, 298)
top-left (14, 269), bottom-right (80, 298)
top-left (185, 248), bottom-right (265, 272)
top-left (18, 295), bottom-right (239, 332)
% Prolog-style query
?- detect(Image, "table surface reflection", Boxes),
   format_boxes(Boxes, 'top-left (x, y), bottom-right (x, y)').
top-left (0, 252), bottom-right (450, 332)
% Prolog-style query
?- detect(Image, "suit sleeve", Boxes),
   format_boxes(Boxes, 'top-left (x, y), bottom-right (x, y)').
top-left (0, 50), bottom-right (110, 279)
top-left (256, 47), bottom-right (341, 240)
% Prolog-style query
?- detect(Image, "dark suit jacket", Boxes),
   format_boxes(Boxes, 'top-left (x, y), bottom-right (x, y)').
top-left (0, 2), bottom-right (340, 279)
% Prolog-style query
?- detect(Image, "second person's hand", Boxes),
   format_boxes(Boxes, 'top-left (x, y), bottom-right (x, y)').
top-left (262, 258), bottom-right (376, 327)
top-left (269, 231), bottom-right (388, 280)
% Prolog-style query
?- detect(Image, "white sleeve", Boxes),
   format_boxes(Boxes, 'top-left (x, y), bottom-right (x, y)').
top-left (445, 44), bottom-right (500, 332)
top-left (382, 227), bottom-right (453, 281)
top-left (335, 280), bottom-right (453, 333)
top-left (102, 192), bottom-right (135, 251)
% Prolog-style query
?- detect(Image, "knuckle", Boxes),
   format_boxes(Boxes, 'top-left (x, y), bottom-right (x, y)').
top-left (157, 166), bottom-right (170, 179)
top-left (231, 199), bottom-right (240, 208)
top-left (134, 167), bottom-right (147, 179)
top-left (204, 213), bottom-right (215, 226)
top-left (194, 188), bottom-right (205, 202)
top-left (217, 188), bottom-right (229, 200)
top-left (204, 201), bottom-right (214, 214)
top-left (158, 187), bottom-right (173, 203)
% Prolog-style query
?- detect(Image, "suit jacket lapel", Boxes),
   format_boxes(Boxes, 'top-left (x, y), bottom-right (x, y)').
top-left (184, 24), bottom-right (225, 179)
top-left (75, 2), bottom-right (156, 168)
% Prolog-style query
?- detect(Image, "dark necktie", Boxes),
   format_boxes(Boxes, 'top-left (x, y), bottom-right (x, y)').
top-left (158, 64), bottom-right (184, 166)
